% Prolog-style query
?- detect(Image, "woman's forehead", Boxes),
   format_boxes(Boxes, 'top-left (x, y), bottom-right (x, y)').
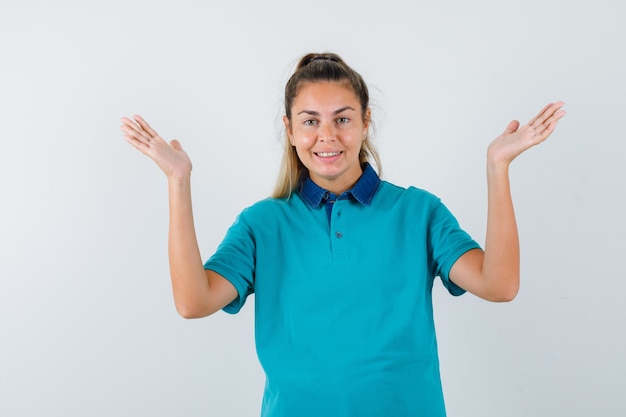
top-left (292, 81), bottom-right (360, 108)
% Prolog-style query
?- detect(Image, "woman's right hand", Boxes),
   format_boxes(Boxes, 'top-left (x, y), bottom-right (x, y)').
top-left (120, 115), bottom-right (192, 180)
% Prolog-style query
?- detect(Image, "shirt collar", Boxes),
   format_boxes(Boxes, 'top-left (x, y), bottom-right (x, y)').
top-left (298, 162), bottom-right (381, 208)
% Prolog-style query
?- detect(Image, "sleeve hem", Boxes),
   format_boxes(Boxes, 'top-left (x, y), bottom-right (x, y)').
top-left (204, 263), bottom-right (250, 314)
top-left (440, 243), bottom-right (482, 296)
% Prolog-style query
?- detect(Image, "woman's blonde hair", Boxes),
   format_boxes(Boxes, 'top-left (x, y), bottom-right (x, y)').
top-left (272, 52), bottom-right (382, 199)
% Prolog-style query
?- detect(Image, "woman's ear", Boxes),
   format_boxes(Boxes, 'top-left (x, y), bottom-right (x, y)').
top-left (283, 115), bottom-right (294, 145)
top-left (363, 108), bottom-right (372, 137)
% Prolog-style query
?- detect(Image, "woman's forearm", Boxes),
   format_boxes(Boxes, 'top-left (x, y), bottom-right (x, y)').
top-left (167, 176), bottom-right (212, 317)
top-left (481, 161), bottom-right (520, 301)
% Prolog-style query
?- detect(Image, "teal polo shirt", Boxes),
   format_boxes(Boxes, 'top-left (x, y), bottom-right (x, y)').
top-left (205, 164), bottom-right (481, 417)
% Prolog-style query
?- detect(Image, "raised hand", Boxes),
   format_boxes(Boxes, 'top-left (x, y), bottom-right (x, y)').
top-left (120, 115), bottom-right (193, 180)
top-left (487, 102), bottom-right (566, 166)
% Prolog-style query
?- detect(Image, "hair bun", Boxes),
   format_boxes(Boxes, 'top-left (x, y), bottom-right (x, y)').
top-left (304, 55), bottom-right (339, 66)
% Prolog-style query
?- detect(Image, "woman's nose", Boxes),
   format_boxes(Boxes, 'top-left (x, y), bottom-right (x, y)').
top-left (318, 122), bottom-right (335, 141)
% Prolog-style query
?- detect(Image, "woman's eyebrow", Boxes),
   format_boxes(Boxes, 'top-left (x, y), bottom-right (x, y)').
top-left (333, 106), bottom-right (356, 115)
top-left (297, 106), bottom-right (356, 116)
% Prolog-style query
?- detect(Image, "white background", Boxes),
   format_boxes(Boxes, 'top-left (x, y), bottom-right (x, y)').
top-left (1, 1), bottom-right (624, 416)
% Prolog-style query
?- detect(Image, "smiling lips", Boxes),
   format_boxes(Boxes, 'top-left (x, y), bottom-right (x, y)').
top-left (315, 151), bottom-right (342, 158)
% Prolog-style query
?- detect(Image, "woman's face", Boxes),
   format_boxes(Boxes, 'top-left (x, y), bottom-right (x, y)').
top-left (284, 81), bottom-right (370, 194)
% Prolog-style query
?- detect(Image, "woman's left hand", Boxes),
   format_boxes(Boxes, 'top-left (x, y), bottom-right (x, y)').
top-left (487, 101), bottom-right (566, 166)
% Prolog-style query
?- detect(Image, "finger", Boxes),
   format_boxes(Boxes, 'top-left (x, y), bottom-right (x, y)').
top-left (133, 115), bottom-right (159, 138)
top-left (502, 120), bottom-right (520, 135)
top-left (527, 103), bottom-right (553, 126)
top-left (123, 132), bottom-right (151, 154)
top-left (532, 111), bottom-right (566, 145)
top-left (120, 124), bottom-right (152, 146)
top-left (170, 139), bottom-right (183, 151)
top-left (531, 108), bottom-right (567, 136)
top-left (120, 117), bottom-right (152, 142)
top-left (529, 101), bottom-right (565, 128)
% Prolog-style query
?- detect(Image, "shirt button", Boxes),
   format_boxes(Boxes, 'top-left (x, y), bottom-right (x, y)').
top-left (335, 231), bottom-right (343, 238)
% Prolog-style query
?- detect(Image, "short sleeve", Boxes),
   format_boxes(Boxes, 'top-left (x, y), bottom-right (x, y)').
top-left (204, 210), bottom-right (256, 314)
top-left (427, 198), bottom-right (481, 296)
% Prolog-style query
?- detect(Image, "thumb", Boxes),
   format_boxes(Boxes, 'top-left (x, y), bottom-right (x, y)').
top-left (170, 139), bottom-right (184, 151)
top-left (503, 120), bottom-right (520, 135)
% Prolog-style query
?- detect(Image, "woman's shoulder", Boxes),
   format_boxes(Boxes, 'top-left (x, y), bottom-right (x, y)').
top-left (378, 180), bottom-right (440, 202)
top-left (374, 181), bottom-right (451, 221)
top-left (238, 194), bottom-right (303, 219)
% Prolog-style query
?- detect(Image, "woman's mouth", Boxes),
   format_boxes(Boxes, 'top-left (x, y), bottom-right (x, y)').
top-left (315, 151), bottom-right (342, 158)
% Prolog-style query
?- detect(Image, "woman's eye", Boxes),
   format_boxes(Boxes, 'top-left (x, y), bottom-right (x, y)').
top-left (304, 120), bottom-right (317, 126)
top-left (336, 117), bottom-right (350, 124)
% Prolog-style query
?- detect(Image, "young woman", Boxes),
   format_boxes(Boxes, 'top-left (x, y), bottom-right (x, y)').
top-left (121, 52), bottom-right (565, 417)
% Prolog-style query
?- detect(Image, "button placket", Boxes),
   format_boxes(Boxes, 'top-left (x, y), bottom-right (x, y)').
top-left (331, 201), bottom-right (347, 242)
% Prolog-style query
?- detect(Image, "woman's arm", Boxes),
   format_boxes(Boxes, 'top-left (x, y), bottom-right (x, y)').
top-left (449, 102), bottom-right (566, 302)
top-left (120, 115), bottom-right (237, 317)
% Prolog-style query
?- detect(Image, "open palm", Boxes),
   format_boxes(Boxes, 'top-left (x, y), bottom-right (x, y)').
top-left (120, 115), bottom-right (193, 179)
top-left (488, 102), bottom-right (566, 165)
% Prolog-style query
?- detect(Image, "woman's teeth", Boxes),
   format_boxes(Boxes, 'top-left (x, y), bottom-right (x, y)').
top-left (316, 152), bottom-right (341, 157)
